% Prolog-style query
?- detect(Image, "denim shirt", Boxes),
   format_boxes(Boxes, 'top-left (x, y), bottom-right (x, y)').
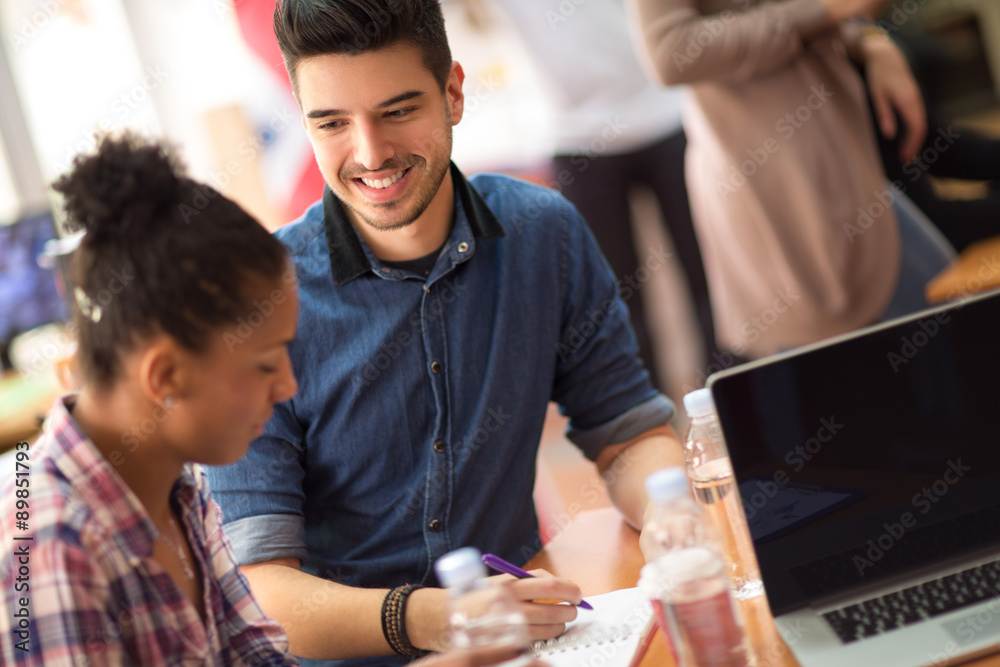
top-left (205, 164), bottom-right (673, 666)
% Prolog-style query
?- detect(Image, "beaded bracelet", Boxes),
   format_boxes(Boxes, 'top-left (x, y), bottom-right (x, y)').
top-left (381, 583), bottom-right (427, 657)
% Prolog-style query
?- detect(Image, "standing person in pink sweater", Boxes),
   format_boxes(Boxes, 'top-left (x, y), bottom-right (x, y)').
top-left (629, 0), bottom-right (956, 359)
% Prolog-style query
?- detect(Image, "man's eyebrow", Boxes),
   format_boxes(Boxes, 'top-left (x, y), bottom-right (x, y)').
top-left (305, 91), bottom-right (424, 120)
top-left (377, 91), bottom-right (423, 109)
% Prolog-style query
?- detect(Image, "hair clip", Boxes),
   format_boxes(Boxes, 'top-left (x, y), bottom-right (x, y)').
top-left (74, 286), bottom-right (103, 323)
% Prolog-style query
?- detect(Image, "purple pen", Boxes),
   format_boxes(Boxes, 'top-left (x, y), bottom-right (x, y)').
top-left (481, 553), bottom-right (594, 610)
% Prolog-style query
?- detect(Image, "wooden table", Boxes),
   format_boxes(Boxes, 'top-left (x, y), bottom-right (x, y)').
top-left (926, 235), bottom-right (1000, 304)
top-left (525, 507), bottom-right (1000, 667)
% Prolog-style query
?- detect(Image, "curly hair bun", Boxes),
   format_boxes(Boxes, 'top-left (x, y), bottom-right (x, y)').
top-left (52, 132), bottom-right (185, 242)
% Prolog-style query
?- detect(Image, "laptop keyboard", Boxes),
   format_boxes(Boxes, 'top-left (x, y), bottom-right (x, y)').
top-left (822, 560), bottom-right (1000, 643)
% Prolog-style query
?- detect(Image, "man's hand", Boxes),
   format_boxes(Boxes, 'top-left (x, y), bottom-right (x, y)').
top-left (413, 570), bottom-right (580, 651)
top-left (492, 570), bottom-right (582, 641)
top-left (862, 34), bottom-right (927, 162)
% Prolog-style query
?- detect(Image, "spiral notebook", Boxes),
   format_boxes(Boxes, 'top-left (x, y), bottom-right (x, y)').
top-left (530, 587), bottom-right (653, 666)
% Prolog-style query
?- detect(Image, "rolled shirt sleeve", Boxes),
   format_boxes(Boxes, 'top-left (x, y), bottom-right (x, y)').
top-left (204, 400), bottom-right (309, 566)
top-left (551, 199), bottom-right (676, 461)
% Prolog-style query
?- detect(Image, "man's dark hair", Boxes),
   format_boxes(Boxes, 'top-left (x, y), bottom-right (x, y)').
top-left (274, 0), bottom-right (453, 98)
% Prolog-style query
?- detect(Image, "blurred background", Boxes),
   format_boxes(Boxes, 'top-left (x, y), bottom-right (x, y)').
top-left (1, 0), bottom-right (998, 535)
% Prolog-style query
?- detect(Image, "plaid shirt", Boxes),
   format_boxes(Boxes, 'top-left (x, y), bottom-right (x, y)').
top-left (0, 396), bottom-right (298, 666)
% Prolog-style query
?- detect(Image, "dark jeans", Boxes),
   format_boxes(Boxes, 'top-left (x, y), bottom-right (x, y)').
top-left (554, 130), bottom-right (718, 390)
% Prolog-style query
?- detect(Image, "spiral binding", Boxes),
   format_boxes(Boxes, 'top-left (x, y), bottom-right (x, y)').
top-left (531, 623), bottom-right (633, 656)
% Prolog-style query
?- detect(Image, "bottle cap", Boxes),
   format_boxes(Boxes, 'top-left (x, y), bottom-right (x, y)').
top-left (644, 467), bottom-right (691, 505)
top-left (434, 546), bottom-right (486, 590)
top-left (683, 388), bottom-right (715, 418)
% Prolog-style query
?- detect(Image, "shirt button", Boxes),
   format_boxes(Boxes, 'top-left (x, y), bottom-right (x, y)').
top-left (430, 361), bottom-right (442, 374)
top-left (429, 519), bottom-right (443, 531)
top-left (433, 439), bottom-right (446, 453)
top-left (457, 242), bottom-right (469, 253)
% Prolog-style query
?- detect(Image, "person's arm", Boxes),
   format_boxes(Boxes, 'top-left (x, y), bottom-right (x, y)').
top-left (550, 194), bottom-right (683, 530)
top-left (594, 424), bottom-right (686, 530)
top-left (208, 388), bottom-right (581, 660)
top-left (241, 559), bottom-right (583, 658)
top-left (629, 0), bottom-right (835, 85)
top-left (240, 559), bottom-right (401, 658)
top-left (858, 30), bottom-right (927, 162)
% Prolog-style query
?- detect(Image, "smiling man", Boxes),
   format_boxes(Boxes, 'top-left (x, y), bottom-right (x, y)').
top-left (204, 2), bottom-right (685, 666)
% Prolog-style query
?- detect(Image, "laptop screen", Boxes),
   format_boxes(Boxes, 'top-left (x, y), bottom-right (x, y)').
top-left (708, 290), bottom-right (1000, 617)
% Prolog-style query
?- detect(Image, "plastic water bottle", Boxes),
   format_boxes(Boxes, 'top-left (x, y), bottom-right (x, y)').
top-left (683, 388), bottom-right (763, 600)
top-left (639, 467), bottom-right (751, 667)
top-left (434, 547), bottom-right (530, 662)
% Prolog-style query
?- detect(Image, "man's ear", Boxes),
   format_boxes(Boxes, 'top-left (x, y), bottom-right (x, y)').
top-left (446, 61), bottom-right (466, 126)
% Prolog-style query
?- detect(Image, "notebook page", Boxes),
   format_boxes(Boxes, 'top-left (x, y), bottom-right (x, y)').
top-left (530, 588), bottom-right (653, 667)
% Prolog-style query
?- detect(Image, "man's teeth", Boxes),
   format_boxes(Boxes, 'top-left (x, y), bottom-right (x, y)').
top-left (360, 171), bottom-right (404, 189)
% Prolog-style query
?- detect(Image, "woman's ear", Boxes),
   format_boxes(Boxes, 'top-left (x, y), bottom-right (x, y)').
top-left (137, 337), bottom-right (185, 408)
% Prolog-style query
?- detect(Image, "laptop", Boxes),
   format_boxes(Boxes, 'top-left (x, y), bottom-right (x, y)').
top-left (707, 288), bottom-right (1000, 667)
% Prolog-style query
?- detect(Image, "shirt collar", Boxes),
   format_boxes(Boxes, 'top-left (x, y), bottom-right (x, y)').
top-left (322, 161), bottom-right (505, 286)
top-left (46, 395), bottom-right (199, 562)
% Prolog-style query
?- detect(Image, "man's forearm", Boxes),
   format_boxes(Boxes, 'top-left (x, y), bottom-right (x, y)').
top-left (241, 559), bottom-right (450, 659)
top-left (597, 426), bottom-right (686, 529)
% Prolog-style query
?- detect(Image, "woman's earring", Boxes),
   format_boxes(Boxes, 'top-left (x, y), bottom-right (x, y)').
top-left (164, 396), bottom-right (174, 409)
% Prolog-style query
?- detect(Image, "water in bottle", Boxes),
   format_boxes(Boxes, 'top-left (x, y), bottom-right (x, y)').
top-left (683, 388), bottom-right (763, 599)
top-left (640, 546), bottom-right (750, 667)
top-left (639, 467), bottom-right (751, 667)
